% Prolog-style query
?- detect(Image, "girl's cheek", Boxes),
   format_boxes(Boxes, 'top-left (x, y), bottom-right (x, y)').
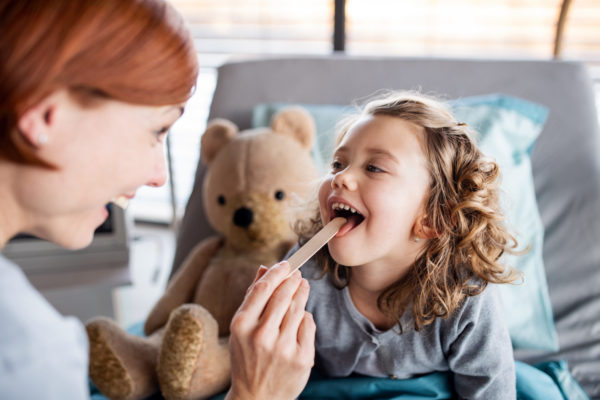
top-left (317, 179), bottom-right (331, 216)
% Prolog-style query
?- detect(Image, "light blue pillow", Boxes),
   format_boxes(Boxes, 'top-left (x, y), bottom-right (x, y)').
top-left (252, 94), bottom-right (559, 352)
top-left (452, 95), bottom-right (557, 351)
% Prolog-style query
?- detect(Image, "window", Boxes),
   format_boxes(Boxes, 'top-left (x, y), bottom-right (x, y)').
top-left (129, 0), bottom-right (599, 224)
top-left (130, 1), bottom-right (333, 223)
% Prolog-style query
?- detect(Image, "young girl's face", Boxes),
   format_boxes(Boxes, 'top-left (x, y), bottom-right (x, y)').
top-left (318, 114), bottom-right (431, 270)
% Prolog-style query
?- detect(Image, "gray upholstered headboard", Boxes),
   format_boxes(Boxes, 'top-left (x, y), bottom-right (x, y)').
top-left (173, 56), bottom-right (600, 396)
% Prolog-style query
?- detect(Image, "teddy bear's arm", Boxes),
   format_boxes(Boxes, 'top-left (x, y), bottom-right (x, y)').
top-left (144, 236), bottom-right (224, 336)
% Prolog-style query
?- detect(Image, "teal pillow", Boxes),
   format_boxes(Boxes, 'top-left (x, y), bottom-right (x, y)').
top-left (252, 94), bottom-right (559, 352)
top-left (452, 95), bottom-right (558, 352)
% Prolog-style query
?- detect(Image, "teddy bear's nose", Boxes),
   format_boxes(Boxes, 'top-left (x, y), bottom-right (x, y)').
top-left (233, 207), bottom-right (254, 228)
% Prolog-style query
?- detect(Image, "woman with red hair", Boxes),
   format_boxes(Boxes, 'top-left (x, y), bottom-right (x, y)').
top-left (0, 1), bottom-right (314, 398)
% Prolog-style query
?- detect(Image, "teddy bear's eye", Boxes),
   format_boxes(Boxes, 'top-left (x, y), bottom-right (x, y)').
top-left (217, 195), bottom-right (226, 205)
top-left (274, 190), bottom-right (285, 201)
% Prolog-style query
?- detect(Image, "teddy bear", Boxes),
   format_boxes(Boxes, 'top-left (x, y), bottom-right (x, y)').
top-left (86, 107), bottom-right (319, 400)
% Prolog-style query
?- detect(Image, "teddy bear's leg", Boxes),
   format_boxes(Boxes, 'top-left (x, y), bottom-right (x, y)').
top-left (86, 317), bottom-right (163, 400)
top-left (158, 304), bottom-right (231, 400)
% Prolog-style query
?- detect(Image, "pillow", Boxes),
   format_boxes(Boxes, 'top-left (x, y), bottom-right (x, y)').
top-left (451, 95), bottom-right (558, 352)
top-left (252, 94), bottom-right (559, 352)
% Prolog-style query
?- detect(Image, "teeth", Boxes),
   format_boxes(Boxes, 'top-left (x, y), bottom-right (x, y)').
top-left (111, 196), bottom-right (130, 210)
top-left (332, 202), bottom-right (360, 214)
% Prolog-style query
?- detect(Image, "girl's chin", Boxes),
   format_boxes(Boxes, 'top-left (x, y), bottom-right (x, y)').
top-left (327, 242), bottom-right (359, 267)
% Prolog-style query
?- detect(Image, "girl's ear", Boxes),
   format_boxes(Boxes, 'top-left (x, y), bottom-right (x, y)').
top-left (413, 214), bottom-right (439, 240)
top-left (17, 92), bottom-right (60, 147)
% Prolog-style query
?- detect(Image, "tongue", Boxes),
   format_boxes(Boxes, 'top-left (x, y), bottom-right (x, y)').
top-left (337, 214), bottom-right (362, 236)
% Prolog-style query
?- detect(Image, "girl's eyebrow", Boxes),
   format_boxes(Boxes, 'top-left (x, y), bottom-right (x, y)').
top-left (333, 146), bottom-right (400, 164)
top-left (365, 148), bottom-right (400, 164)
top-left (333, 145), bottom-right (349, 157)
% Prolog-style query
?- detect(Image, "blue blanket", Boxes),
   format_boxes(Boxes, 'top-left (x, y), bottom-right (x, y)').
top-left (90, 323), bottom-right (589, 400)
top-left (204, 360), bottom-right (588, 400)
top-left (91, 360), bottom-right (589, 400)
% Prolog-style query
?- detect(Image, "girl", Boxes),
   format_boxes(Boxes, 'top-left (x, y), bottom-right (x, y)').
top-left (296, 91), bottom-right (519, 399)
top-left (0, 1), bottom-right (313, 398)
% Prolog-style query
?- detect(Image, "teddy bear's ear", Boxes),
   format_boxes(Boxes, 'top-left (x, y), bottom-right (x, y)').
top-left (201, 119), bottom-right (239, 164)
top-left (270, 107), bottom-right (315, 150)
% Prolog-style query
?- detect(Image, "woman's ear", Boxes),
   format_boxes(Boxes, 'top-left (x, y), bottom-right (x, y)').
top-left (17, 92), bottom-right (61, 147)
top-left (413, 214), bottom-right (439, 241)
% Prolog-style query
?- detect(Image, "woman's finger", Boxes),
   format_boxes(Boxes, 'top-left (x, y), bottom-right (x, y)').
top-left (279, 278), bottom-right (310, 339)
top-left (245, 265), bottom-right (270, 295)
top-left (297, 312), bottom-right (316, 359)
top-left (258, 270), bottom-right (302, 332)
top-left (235, 262), bottom-right (291, 322)
top-left (254, 265), bottom-right (269, 283)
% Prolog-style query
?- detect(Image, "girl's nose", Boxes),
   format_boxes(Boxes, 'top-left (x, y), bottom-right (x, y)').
top-left (146, 153), bottom-right (168, 188)
top-left (331, 168), bottom-right (357, 191)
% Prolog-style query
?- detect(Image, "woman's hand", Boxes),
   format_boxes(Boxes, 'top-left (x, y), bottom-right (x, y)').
top-left (225, 261), bottom-right (316, 400)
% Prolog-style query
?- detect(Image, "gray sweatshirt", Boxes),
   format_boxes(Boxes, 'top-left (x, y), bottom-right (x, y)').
top-left (300, 257), bottom-right (516, 400)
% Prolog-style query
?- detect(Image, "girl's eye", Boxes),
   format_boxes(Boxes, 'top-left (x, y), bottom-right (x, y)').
top-left (331, 160), bottom-right (344, 171)
top-left (366, 164), bottom-right (384, 173)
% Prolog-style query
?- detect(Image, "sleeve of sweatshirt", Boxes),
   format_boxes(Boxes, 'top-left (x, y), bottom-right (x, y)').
top-left (444, 284), bottom-right (516, 400)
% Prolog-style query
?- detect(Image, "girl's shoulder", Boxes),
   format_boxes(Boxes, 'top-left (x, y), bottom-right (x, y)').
top-left (444, 283), bottom-right (506, 332)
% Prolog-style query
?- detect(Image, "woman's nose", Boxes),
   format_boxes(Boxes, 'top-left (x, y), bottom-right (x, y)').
top-left (146, 153), bottom-right (168, 188)
top-left (331, 168), bottom-right (357, 191)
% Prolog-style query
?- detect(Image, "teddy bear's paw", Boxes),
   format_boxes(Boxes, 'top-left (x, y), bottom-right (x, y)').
top-left (87, 318), bottom-right (159, 400)
top-left (158, 305), bottom-right (222, 400)
top-left (87, 319), bottom-right (136, 400)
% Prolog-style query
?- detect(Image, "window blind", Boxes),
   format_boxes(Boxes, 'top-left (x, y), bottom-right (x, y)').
top-left (130, 0), bottom-right (599, 224)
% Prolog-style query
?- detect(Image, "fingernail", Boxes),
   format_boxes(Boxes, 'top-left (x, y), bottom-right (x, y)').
top-left (275, 261), bottom-right (290, 273)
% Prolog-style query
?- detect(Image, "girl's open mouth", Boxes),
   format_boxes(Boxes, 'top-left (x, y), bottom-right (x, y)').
top-left (331, 202), bottom-right (365, 236)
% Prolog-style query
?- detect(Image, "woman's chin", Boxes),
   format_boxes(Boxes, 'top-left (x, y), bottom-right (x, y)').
top-left (56, 231), bottom-right (95, 250)
top-left (50, 211), bottom-right (106, 250)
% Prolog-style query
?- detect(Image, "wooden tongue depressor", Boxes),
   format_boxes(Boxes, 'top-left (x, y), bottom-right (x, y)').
top-left (285, 217), bottom-right (347, 276)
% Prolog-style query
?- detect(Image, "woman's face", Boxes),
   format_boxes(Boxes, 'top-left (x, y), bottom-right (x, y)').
top-left (16, 90), bottom-right (183, 249)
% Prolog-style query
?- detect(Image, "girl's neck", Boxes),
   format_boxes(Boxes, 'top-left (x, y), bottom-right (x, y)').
top-left (347, 263), bottom-right (409, 331)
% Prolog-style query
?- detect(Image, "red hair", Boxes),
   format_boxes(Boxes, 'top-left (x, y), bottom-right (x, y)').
top-left (0, 0), bottom-right (199, 166)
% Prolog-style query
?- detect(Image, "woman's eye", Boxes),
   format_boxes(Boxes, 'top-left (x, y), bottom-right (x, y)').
top-left (154, 127), bottom-right (169, 140)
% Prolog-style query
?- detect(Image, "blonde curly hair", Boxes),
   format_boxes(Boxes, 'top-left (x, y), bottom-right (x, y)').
top-left (296, 91), bottom-right (521, 332)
